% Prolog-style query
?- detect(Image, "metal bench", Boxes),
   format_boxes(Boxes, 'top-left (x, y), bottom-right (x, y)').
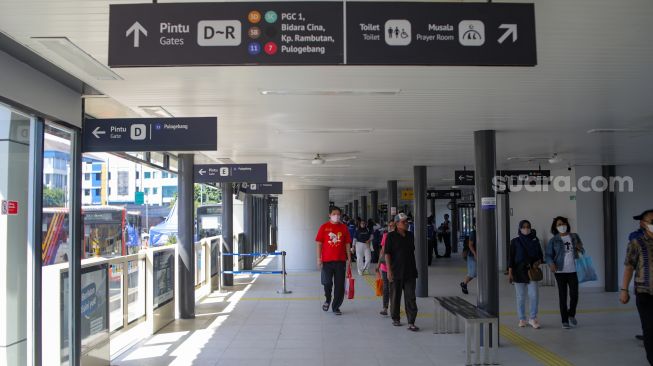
top-left (433, 296), bottom-right (499, 365)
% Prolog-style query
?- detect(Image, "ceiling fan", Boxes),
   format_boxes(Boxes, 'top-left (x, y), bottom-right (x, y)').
top-left (507, 153), bottom-right (562, 164)
top-left (285, 152), bottom-right (359, 165)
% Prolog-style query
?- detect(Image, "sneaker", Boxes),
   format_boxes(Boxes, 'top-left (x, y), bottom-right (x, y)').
top-left (518, 320), bottom-right (528, 328)
top-left (333, 309), bottom-right (342, 316)
top-left (562, 322), bottom-right (571, 329)
top-left (460, 282), bottom-right (469, 295)
top-left (569, 317), bottom-right (578, 327)
top-left (380, 309), bottom-right (388, 316)
top-left (528, 318), bottom-right (541, 329)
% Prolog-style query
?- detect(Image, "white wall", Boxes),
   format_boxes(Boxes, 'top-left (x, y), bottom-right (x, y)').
top-left (278, 187), bottom-right (329, 271)
top-left (0, 50), bottom-right (81, 126)
top-left (616, 165), bottom-right (653, 290)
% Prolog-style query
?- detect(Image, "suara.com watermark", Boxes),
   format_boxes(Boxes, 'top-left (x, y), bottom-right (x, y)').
top-left (492, 175), bottom-right (634, 193)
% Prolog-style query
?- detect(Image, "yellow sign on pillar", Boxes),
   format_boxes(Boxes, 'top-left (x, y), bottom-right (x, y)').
top-left (400, 189), bottom-right (414, 201)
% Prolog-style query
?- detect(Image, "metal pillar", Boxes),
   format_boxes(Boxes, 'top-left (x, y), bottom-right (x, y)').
top-left (451, 199), bottom-right (459, 254)
top-left (387, 180), bottom-right (398, 217)
top-left (603, 165), bottom-right (618, 292)
top-left (361, 195), bottom-right (368, 221)
top-left (178, 154), bottom-right (195, 318)
top-left (370, 190), bottom-right (379, 222)
top-left (69, 126), bottom-right (83, 366)
top-left (474, 130), bottom-right (498, 316)
top-left (414, 166), bottom-right (428, 297)
top-left (243, 194), bottom-right (253, 270)
top-left (504, 191), bottom-right (511, 271)
top-left (222, 183), bottom-right (234, 286)
top-left (354, 199), bottom-right (359, 219)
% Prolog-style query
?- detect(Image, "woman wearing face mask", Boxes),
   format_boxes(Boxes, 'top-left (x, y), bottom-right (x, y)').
top-left (376, 220), bottom-right (396, 316)
top-left (545, 216), bottom-right (585, 329)
top-left (355, 220), bottom-right (373, 276)
top-left (509, 220), bottom-right (544, 329)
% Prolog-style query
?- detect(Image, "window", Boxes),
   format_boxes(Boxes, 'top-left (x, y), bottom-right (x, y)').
top-left (152, 172), bottom-right (157, 179)
top-left (144, 188), bottom-right (150, 195)
top-left (153, 188), bottom-right (158, 195)
top-left (136, 187), bottom-right (140, 192)
top-left (162, 186), bottom-right (177, 198)
top-left (84, 173), bottom-right (90, 181)
top-left (108, 172), bottom-right (112, 180)
top-left (84, 189), bottom-right (90, 196)
top-left (117, 171), bottom-right (129, 195)
top-left (171, 174), bottom-right (177, 179)
top-left (136, 171), bottom-right (139, 179)
top-left (94, 173), bottom-right (101, 181)
top-left (162, 172), bottom-right (168, 179)
top-left (108, 187), bottom-right (112, 195)
top-left (144, 172), bottom-right (151, 179)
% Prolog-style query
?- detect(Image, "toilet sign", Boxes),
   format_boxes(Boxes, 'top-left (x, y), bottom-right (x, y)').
top-left (82, 117), bottom-right (217, 152)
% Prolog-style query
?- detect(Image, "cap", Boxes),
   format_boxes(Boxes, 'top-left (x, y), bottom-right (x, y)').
top-left (634, 209), bottom-right (653, 221)
top-left (394, 213), bottom-right (409, 222)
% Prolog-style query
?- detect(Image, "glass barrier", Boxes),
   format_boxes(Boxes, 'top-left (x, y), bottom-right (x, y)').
top-left (127, 259), bottom-right (146, 323)
top-left (108, 263), bottom-right (124, 332)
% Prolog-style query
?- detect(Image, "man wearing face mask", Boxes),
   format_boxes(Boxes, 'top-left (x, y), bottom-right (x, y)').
top-left (545, 216), bottom-right (585, 329)
top-left (620, 209), bottom-right (653, 364)
top-left (315, 206), bottom-right (352, 315)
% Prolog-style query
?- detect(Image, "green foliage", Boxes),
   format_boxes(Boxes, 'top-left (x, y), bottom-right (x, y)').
top-left (43, 187), bottom-right (66, 207)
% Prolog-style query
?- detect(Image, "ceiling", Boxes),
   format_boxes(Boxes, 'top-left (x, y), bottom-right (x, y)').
top-left (1, 0), bottom-right (652, 205)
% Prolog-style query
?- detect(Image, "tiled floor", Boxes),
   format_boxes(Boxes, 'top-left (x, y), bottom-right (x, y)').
top-left (114, 255), bottom-right (648, 365)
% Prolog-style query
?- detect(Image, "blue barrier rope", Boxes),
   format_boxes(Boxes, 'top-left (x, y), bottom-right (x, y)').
top-left (221, 252), bottom-right (285, 257)
top-left (222, 270), bottom-right (283, 275)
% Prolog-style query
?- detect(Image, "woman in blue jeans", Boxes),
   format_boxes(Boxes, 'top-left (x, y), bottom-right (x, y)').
top-left (508, 220), bottom-right (544, 329)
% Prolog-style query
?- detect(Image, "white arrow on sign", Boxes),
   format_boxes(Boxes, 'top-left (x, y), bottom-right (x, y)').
top-left (126, 22), bottom-right (148, 48)
top-left (199, 169), bottom-right (207, 176)
top-left (498, 24), bottom-right (518, 44)
top-left (92, 126), bottom-right (106, 139)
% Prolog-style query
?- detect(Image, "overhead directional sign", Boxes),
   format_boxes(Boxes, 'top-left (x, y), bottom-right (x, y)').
top-left (239, 182), bottom-right (283, 195)
top-left (455, 170), bottom-right (475, 186)
top-left (194, 164), bottom-right (267, 183)
top-left (346, 2), bottom-right (536, 66)
top-left (427, 189), bottom-right (462, 200)
top-left (82, 117), bottom-right (217, 153)
top-left (109, 2), bottom-right (344, 67)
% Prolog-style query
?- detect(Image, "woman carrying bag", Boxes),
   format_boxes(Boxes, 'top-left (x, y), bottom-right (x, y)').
top-left (508, 220), bottom-right (544, 329)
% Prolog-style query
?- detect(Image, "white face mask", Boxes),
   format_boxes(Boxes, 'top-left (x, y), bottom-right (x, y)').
top-left (557, 225), bottom-right (568, 234)
top-left (330, 215), bottom-right (340, 223)
top-left (647, 224), bottom-right (653, 233)
top-left (520, 228), bottom-right (531, 236)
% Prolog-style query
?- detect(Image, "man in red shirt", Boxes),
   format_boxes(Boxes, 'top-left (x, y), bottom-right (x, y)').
top-left (315, 206), bottom-right (352, 315)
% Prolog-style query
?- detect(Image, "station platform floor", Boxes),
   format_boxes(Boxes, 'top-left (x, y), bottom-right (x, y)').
top-left (114, 254), bottom-right (648, 366)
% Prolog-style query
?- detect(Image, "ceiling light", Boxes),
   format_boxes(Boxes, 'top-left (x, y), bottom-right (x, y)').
top-left (259, 89), bottom-right (400, 96)
top-left (587, 128), bottom-right (647, 134)
top-left (277, 128), bottom-right (373, 134)
top-left (548, 153), bottom-right (562, 164)
top-left (31, 37), bottom-right (122, 80)
top-left (139, 106), bottom-right (174, 118)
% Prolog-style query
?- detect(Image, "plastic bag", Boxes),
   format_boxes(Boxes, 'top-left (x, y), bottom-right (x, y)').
top-left (375, 278), bottom-right (383, 297)
top-left (576, 254), bottom-right (598, 283)
top-left (346, 264), bottom-right (355, 299)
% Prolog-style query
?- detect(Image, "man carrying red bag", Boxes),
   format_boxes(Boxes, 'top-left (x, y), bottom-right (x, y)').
top-left (316, 206), bottom-right (352, 316)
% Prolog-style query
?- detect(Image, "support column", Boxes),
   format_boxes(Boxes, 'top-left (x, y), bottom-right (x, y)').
top-left (504, 191), bottom-right (511, 271)
top-left (414, 166), bottom-right (428, 297)
top-left (370, 190), bottom-right (379, 222)
top-left (387, 180), bottom-right (398, 217)
top-left (222, 183), bottom-right (233, 286)
top-left (361, 195), bottom-right (368, 221)
top-left (603, 165), bottom-right (618, 292)
top-left (178, 153), bottom-right (195, 318)
top-left (354, 200), bottom-right (359, 219)
top-left (429, 198), bottom-right (435, 218)
top-left (451, 199), bottom-right (459, 253)
top-left (243, 194), bottom-right (253, 270)
top-left (474, 130), bottom-right (498, 316)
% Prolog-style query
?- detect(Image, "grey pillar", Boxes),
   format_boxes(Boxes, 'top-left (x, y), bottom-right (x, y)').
top-left (370, 190), bottom-right (379, 222)
top-left (429, 198), bottom-right (435, 218)
top-left (178, 154), bottom-right (195, 318)
top-left (222, 183), bottom-right (234, 286)
top-left (243, 194), bottom-right (253, 270)
top-left (504, 191), bottom-right (511, 271)
top-left (354, 200), bottom-right (359, 219)
top-left (451, 199), bottom-right (459, 254)
top-left (414, 166), bottom-right (428, 297)
top-left (387, 180), bottom-right (398, 217)
top-left (70, 128), bottom-right (83, 366)
top-left (361, 195), bottom-right (368, 221)
top-left (603, 165), bottom-right (618, 292)
top-left (474, 130), bottom-right (498, 316)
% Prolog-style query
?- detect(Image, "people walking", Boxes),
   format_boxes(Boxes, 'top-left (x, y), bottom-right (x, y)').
top-left (460, 222), bottom-right (477, 295)
top-left (545, 216), bottom-right (585, 329)
top-left (376, 220), bottom-right (396, 316)
top-left (620, 209), bottom-right (653, 364)
top-left (508, 220), bottom-right (544, 329)
top-left (355, 219), bottom-right (373, 275)
top-left (440, 214), bottom-right (452, 257)
top-left (427, 216), bottom-right (436, 265)
top-left (315, 206), bottom-right (352, 316)
top-left (385, 213), bottom-right (419, 331)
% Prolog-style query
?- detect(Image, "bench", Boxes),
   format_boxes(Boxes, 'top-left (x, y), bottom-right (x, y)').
top-left (433, 296), bottom-right (499, 365)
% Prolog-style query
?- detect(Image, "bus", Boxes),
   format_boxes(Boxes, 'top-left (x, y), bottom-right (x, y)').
top-left (41, 206), bottom-right (143, 265)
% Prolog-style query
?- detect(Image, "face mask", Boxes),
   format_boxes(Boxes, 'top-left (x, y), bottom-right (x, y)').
top-left (647, 224), bottom-right (653, 233)
top-left (520, 228), bottom-right (531, 236)
top-left (557, 225), bottom-right (568, 234)
top-left (330, 215), bottom-right (340, 223)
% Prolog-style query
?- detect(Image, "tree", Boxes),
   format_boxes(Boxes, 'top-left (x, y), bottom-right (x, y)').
top-left (43, 187), bottom-right (65, 207)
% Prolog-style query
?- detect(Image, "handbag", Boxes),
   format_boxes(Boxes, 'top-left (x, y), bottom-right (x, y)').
top-left (576, 253), bottom-right (598, 283)
top-left (528, 261), bottom-right (544, 282)
top-left (346, 265), bottom-right (355, 299)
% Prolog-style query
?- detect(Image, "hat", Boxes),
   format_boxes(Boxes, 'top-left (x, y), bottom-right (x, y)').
top-left (394, 213), bottom-right (409, 222)
top-left (634, 209), bottom-right (653, 221)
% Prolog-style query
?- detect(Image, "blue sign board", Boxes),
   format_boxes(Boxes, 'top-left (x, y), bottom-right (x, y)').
top-left (82, 117), bottom-right (217, 152)
top-left (194, 164), bottom-right (268, 183)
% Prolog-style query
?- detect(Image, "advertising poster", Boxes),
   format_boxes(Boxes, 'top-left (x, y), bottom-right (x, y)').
top-left (153, 250), bottom-right (175, 308)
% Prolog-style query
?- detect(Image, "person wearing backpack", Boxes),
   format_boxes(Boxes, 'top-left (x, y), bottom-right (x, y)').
top-left (508, 220), bottom-right (544, 329)
top-left (545, 216), bottom-right (585, 329)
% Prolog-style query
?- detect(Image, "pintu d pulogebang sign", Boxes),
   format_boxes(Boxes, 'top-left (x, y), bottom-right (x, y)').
top-left (82, 117), bottom-right (217, 153)
top-left (194, 164), bottom-right (268, 183)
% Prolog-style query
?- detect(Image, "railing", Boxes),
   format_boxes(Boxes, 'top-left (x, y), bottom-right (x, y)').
top-left (194, 236), bottom-right (222, 299)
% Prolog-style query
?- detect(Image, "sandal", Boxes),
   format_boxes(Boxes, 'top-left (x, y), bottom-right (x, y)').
top-left (392, 320), bottom-right (402, 326)
top-left (407, 324), bottom-right (420, 332)
top-left (322, 301), bottom-right (330, 312)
